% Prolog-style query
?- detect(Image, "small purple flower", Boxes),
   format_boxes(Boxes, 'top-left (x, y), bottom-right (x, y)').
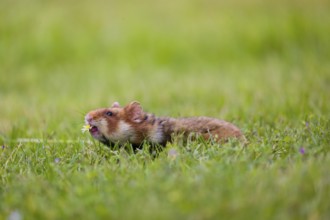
top-left (54, 158), bottom-right (60, 163)
top-left (8, 210), bottom-right (22, 220)
top-left (168, 148), bottom-right (179, 160)
top-left (1, 145), bottom-right (5, 149)
top-left (299, 147), bottom-right (305, 155)
top-left (305, 122), bottom-right (309, 128)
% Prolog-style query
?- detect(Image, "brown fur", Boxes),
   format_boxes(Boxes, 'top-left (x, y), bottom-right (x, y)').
top-left (85, 101), bottom-right (246, 147)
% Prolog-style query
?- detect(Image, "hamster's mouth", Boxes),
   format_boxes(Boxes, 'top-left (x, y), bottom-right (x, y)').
top-left (89, 125), bottom-right (99, 134)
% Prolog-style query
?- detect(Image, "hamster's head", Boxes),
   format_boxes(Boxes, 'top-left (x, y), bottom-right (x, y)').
top-left (84, 101), bottom-right (145, 145)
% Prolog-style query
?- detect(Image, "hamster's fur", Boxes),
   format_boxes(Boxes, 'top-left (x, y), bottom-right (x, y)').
top-left (85, 101), bottom-right (245, 148)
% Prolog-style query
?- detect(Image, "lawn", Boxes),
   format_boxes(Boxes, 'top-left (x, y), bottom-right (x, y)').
top-left (1, 0), bottom-right (329, 219)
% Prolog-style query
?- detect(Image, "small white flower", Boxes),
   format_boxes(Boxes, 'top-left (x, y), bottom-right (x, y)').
top-left (81, 124), bottom-right (91, 133)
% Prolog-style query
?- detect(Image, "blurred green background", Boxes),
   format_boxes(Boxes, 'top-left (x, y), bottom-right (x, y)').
top-left (1, 0), bottom-right (329, 138)
top-left (0, 0), bottom-right (330, 219)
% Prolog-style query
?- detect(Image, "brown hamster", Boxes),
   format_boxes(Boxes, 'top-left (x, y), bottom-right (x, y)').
top-left (84, 101), bottom-right (246, 147)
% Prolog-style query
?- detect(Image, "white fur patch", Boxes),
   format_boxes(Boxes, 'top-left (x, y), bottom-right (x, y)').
top-left (105, 120), bottom-right (136, 143)
top-left (148, 126), bottom-right (164, 144)
top-left (97, 118), bottom-right (110, 138)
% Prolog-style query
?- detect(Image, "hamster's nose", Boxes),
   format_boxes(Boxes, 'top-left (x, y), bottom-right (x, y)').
top-left (85, 114), bottom-right (92, 124)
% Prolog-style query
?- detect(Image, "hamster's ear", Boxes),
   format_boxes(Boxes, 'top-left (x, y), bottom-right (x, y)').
top-left (124, 101), bottom-right (144, 123)
top-left (111, 101), bottom-right (120, 108)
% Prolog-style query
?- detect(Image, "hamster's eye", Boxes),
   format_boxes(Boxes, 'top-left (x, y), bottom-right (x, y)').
top-left (105, 111), bottom-right (113, 117)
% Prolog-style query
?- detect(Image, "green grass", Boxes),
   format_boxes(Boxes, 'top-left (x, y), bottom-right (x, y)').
top-left (1, 0), bottom-right (330, 219)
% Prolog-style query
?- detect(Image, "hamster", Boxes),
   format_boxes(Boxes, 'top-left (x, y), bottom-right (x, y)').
top-left (84, 101), bottom-right (246, 148)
